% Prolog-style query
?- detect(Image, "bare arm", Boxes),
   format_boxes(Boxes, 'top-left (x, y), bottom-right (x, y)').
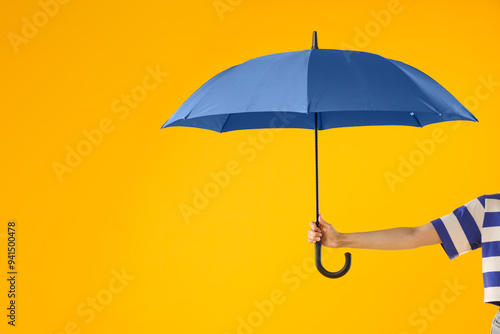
top-left (308, 215), bottom-right (442, 250)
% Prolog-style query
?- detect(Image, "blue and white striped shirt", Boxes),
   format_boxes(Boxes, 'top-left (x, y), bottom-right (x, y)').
top-left (431, 193), bottom-right (500, 306)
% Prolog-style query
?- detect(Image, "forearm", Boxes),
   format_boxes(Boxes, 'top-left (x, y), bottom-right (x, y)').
top-left (338, 224), bottom-right (441, 250)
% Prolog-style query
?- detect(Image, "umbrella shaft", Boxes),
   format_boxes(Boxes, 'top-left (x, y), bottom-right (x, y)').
top-left (315, 113), bottom-right (319, 227)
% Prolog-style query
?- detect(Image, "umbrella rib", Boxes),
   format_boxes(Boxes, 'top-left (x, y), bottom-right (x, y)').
top-left (384, 59), bottom-right (442, 117)
top-left (411, 112), bottom-right (423, 127)
top-left (244, 57), bottom-right (284, 113)
top-left (220, 114), bottom-right (231, 133)
top-left (184, 66), bottom-right (239, 121)
top-left (306, 49), bottom-right (313, 114)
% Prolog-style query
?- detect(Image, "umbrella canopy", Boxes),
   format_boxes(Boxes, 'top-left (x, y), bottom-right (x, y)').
top-left (162, 46), bottom-right (476, 132)
top-left (162, 32), bottom-right (477, 279)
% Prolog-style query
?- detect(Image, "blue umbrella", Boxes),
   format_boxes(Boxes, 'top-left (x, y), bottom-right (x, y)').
top-left (162, 32), bottom-right (477, 278)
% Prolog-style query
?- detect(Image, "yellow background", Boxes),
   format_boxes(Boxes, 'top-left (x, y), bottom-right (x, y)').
top-left (1, 0), bottom-right (500, 333)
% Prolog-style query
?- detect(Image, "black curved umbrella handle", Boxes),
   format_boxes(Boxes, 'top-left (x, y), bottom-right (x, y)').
top-left (315, 242), bottom-right (352, 279)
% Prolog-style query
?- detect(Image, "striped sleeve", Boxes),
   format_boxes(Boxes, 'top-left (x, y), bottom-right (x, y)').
top-left (431, 197), bottom-right (484, 260)
top-left (482, 197), bottom-right (500, 305)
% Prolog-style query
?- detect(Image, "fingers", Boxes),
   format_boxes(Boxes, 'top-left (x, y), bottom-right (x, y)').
top-left (308, 226), bottom-right (322, 243)
top-left (309, 221), bottom-right (320, 231)
top-left (308, 234), bottom-right (321, 243)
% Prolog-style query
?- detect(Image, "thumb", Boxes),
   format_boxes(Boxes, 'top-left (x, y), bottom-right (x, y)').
top-left (318, 214), bottom-right (328, 227)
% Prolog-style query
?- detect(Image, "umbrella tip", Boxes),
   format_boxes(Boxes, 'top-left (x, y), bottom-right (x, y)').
top-left (312, 31), bottom-right (318, 49)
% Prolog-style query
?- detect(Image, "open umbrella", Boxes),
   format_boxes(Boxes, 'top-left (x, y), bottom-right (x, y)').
top-left (162, 32), bottom-right (477, 278)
